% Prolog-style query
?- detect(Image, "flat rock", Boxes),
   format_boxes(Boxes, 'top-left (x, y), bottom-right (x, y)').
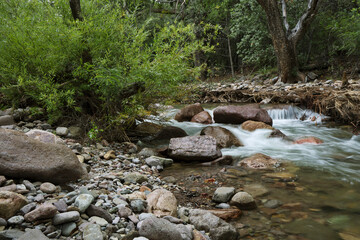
top-left (168, 136), bottom-right (222, 162)
top-left (89, 216), bottom-right (108, 227)
top-left (0, 191), bottom-right (28, 219)
top-left (238, 153), bottom-right (280, 169)
top-left (0, 129), bottom-right (88, 184)
top-left (243, 184), bottom-right (269, 198)
top-left (262, 172), bottom-right (297, 182)
top-left (83, 223), bottom-right (103, 240)
top-left (61, 222), bottom-right (77, 236)
top-left (0, 229), bottom-right (25, 240)
top-left (147, 189), bottom-right (177, 217)
top-left (75, 194), bottom-right (94, 213)
top-left (124, 173), bottom-right (148, 184)
top-left (18, 229), bottom-right (49, 240)
top-left (86, 204), bottom-right (112, 223)
top-left (241, 120), bottom-right (274, 131)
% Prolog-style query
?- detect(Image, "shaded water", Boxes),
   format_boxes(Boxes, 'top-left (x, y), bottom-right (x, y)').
top-left (159, 104), bottom-right (360, 239)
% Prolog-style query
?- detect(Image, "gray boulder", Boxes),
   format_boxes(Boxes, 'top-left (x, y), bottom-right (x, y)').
top-left (0, 116), bottom-right (14, 126)
top-left (0, 129), bottom-right (88, 184)
top-left (168, 136), bottom-right (222, 162)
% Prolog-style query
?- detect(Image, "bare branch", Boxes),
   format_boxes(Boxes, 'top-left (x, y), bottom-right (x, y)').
top-left (289, 0), bottom-right (320, 44)
top-left (281, 0), bottom-right (290, 34)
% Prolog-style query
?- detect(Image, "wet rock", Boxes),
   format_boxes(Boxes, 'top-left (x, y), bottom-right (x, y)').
top-left (200, 155), bottom-right (234, 166)
top-left (243, 184), bottom-right (269, 198)
top-left (56, 127), bottom-right (69, 136)
top-left (175, 103), bottom-right (204, 122)
top-left (124, 173), bottom-right (148, 184)
top-left (238, 153), bottom-right (280, 169)
top-left (0, 129), bottom-right (88, 184)
top-left (241, 120), bottom-right (274, 131)
top-left (294, 137), bottom-right (323, 144)
top-left (147, 189), bottom-right (177, 217)
top-left (184, 208), bottom-right (238, 240)
top-left (25, 129), bottom-right (63, 144)
top-left (269, 129), bottom-right (288, 139)
top-left (0, 191), bottom-right (28, 219)
top-left (86, 204), bottom-right (112, 223)
top-left (284, 219), bottom-right (338, 240)
top-left (0, 115), bottom-right (14, 126)
top-left (61, 222), bottom-right (77, 236)
top-left (83, 223), bottom-right (103, 240)
top-left (230, 192), bottom-right (256, 210)
top-left (138, 217), bottom-right (193, 240)
top-left (53, 211), bottom-right (80, 225)
top-left (135, 122), bottom-right (163, 136)
top-left (168, 136), bottom-right (222, 162)
top-left (213, 104), bottom-right (272, 126)
top-left (191, 111), bottom-right (213, 124)
top-left (200, 126), bottom-right (243, 148)
top-left (24, 202), bottom-right (58, 222)
top-left (40, 182), bottom-right (57, 194)
top-left (207, 209), bottom-right (242, 221)
top-left (75, 194), bottom-right (94, 213)
top-left (212, 187), bottom-right (236, 203)
top-left (263, 172), bottom-right (297, 182)
top-left (264, 199), bottom-right (283, 209)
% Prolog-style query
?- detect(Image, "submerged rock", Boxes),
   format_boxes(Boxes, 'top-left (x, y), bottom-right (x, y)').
top-left (294, 137), bottom-right (323, 144)
top-left (241, 120), bottom-right (274, 131)
top-left (200, 126), bottom-right (243, 148)
top-left (168, 136), bottom-right (222, 162)
top-left (238, 153), bottom-right (280, 169)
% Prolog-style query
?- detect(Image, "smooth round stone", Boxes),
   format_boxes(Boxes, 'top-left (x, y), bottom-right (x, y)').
top-left (7, 216), bottom-right (24, 225)
top-left (215, 203), bottom-right (231, 209)
top-left (83, 223), bottom-right (103, 240)
top-left (61, 222), bottom-right (77, 237)
top-left (118, 206), bottom-right (132, 218)
top-left (113, 198), bottom-right (128, 206)
top-left (134, 237), bottom-right (149, 240)
top-left (230, 192), bottom-right (257, 210)
top-left (264, 199), bottom-right (283, 209)
top-left (75, 194), bottom-right (94, 213)
top-left (53, 211), bottom-right (80, 225)
top-left (89, 216), bottom-right (108, 227)
top-left (138, 213), bottom-right (155, 221)
top-left (56, 127), bottom-right (69, 136)
top-left (40, 182), bottom-right (57, 194)
top-left (212, 187), bottom-right (236, 203)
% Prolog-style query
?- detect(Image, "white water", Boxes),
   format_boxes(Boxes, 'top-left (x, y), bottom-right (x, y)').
top-left (163, 106), bottom-right (360, 182)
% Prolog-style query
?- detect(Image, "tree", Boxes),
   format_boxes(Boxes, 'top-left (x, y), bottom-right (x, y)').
top-left (256, 0), bottom-right (320, 83)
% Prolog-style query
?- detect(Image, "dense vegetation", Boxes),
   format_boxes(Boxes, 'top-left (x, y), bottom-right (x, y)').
top-left (1, 0), bottom-right (360, 139)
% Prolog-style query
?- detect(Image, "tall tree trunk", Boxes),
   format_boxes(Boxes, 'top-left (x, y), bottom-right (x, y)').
top-left (256, 0), bottom-right (320, 83)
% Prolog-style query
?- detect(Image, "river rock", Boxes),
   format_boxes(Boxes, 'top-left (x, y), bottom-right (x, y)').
top-left (207, 209), bottom-right (242, 220)
top-left (243, 183), bottom-right (269, 198)
top-left (212, 187), bottom-right (236, 203)
top-left (184, 208), bottom-right (238, 240)
top-left (213, 104), bottom-right (273, 126)
top-left (0, 115), bottom-right (14, 126)
top-left (138, 217), bottom-right (193, 240)
top-left (294, 137), bottom-right (323, 144)
top-left (124, 172), bottom-right (148, 184)
top-left (147, 189), bottom-right (177, 217)
top-left (0, 229), bottom-right (25, 240)
top-left (0, 129), bottom-right (88, 184)
top-left (68, 126), bottom-right (82, 138)
top-left (145, 156), bottom-right (173, 168)
top-left (0, 176), bottom-right (5, 186)
top-left (86, 204), bottom-right (112, 223)
top-left (241, 120), bottom-right (274, 131)
top-left (118, 206), bottom-right (133, 218)
top-left (168, 136), bottom-right (222, 162)
top-left (18, 229), bottom-right (49, 240)
top-left (7, 215), bottom-right (24, 225)
top-left (230, 192), bottom-right (256, 210)
top-left (0, 191), bottom-right (28, 219)
top-left (40, 182), bottom-right (57, 194)
top-left (56, 127), bottom-right (69, 136)
top-left (89, 216), bottom-right (108, 227)
top-left (24, 202), bottom-right (58, 222)
top-left (269, 129), bottom-right (288, 139)
top-left (53, 211), bottom-right (80, 225)
top-left (200, 126), bottom-right (243, 148)
top-left (175, 103), bottom-right (204, 122)
top-left (61, 222), bottom-right (77, 236)
top-left (152, 126), bottom-right (188, 142)
top-left (25, 129), bottom-right (63, 144)
top-left (83, 223), bottom-right (103, 240)
top-left (200, 155), bottom-right (234, 166)
top-left (191, 111), bottom-right (213, 124)
top-left (135, 122), bottom-right (163, 136)
top-left (74, 194), bottom-right (94, 213)
top-left (238, 153), bottom-right (280, 169)
top-left (131, 199), bottom-right (147, 213)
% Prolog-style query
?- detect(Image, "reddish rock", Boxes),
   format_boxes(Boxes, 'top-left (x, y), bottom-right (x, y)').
top-left (0, 191), bottom-right (28, 219)
top-left (207, 208), bottom-right (242, 220)
top-left (200, 126), bottom-right (243, 148)
top-left (168, 136), bottom-right (222, 162)
top-left (213, 104), bottom-right (273, 126)
top-left (191, 111), bottom-right (213, 124)
top-left (24, 202), bottom-right (58, 222)
top-left (294, 137), bottom-right (323, 144)
top-left (241, 120), bottom-right (274, 131)
top-left (238, 153), bottom-right (280, 169)
top-left (175, 103), bottom-right (204, 122)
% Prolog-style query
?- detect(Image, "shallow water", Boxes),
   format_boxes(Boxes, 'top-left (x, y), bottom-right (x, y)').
top-left (159, 104), bottom-right (360, 239)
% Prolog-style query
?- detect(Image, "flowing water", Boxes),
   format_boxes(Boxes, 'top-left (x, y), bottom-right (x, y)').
top-left (156, 104), bottom-right (360, 239)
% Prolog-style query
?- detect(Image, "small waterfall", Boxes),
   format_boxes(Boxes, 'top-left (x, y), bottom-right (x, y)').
top-left (267, 106), bottom-right (326, 122)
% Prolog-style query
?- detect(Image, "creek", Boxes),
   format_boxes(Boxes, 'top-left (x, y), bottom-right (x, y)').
top-left (151, 104), bottom-right (360, 240)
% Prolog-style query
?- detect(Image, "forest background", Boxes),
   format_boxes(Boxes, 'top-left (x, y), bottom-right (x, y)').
top-left (1, 0), bottom-right (359, 140)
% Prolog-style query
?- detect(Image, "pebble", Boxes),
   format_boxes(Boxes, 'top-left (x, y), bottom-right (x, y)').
top-left (40, 182), bottom-right (57, 194)
top-left (7, 216), bottom-right (24, 225)
top-left (264, 199), bottom-right (283, 209)
top-left (53, 211), bottom-right (80, 225)
top-left (75, 194), bottom-right (94, 213)
top-left (61, 222), bottom-right (77, 236)
top-left (83, 223), bottom-right (103, 240)
top-left (24, 202), bottom-right (58, 222)
top-left (56, 127), bottom-right (69, 136)
top-left (212, 187), bottom-right (236, 203)
top-left (89, 216), bottom-right (108, 227)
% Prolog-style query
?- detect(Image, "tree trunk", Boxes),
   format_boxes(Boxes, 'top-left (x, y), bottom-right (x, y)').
top-left (69, 0), bottom-right (83, 21)
top-left (256, 0), bottom-right (319, 83)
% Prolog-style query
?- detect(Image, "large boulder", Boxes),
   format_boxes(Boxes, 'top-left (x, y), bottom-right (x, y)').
top-left (147, 189), bottom-right (177, 217)
top-left (168, 136), bottom-right (222, 162)
top-left (175, 103), bottom-right (204, 122)
top-left (191, 111), bottom-right (213, 124)
top-left (213, 105), bottom-right (272, 126)
top-left (0, 129), bottom-right (88, 184)
top-left (181, 208), bottom-right (238, 240)
top-left (136, 123), bottom-right (188, 143)
top-left (0, 191), bottom-right (28, 219)
top-left (200, 126), bottom-right (243, 148)
top-left (237, 153), bottom-right (280, 169)
top-left (241, 120), bottom-right (274, 132)
top-left (152, 126), bottom-right (188, 141)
